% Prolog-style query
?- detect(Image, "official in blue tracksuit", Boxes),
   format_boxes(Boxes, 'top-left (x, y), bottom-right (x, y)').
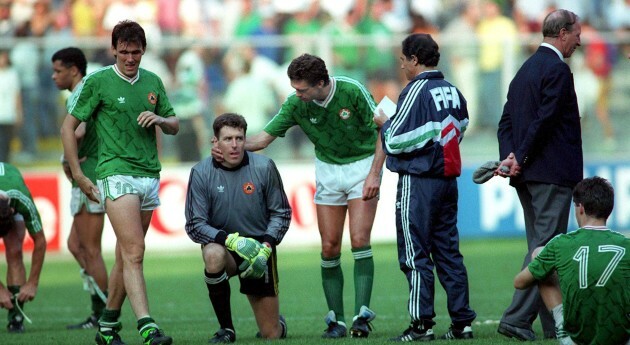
top-left (375, 33), bottom-right (476, 341)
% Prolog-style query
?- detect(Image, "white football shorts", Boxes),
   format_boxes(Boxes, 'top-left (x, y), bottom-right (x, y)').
top-left (70, 186), bottom-right (105, 215)
top-left (97, 175), bottom-right (161, 211)
top-left (314, 154), bottom-right (379, 206)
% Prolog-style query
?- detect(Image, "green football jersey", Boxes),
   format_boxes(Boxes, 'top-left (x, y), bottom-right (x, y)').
top-left (68, 65), bottom-right (175, 179)
top-left (264, 76), bottom-right (378, 164)
top-left (529, 227), bottom-right (630, 345)
top-left (0, 162), bottom-right (43, 236)
top-left (66, 83), bottom-right (98, 186)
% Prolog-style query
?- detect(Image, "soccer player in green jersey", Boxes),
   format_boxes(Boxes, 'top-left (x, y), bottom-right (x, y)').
top-left (60, 21), bottom-right (179, 345)
top-left (515, 176), bottom-right (630, 345)
top-left (214, 54), bottom-right (385, 338)
top-left (52, 47), bottom-right (108, 330)
top-left (0, 162), bottom-right (47, 334)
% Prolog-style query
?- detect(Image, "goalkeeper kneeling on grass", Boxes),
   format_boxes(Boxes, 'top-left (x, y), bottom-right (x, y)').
top-left (185, 113), bottom-right (292, 343)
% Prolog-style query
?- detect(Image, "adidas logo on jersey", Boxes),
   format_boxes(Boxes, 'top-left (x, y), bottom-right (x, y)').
top-left (217, 185), bottom-right (225, 193)
top-left (118, 96), bottom-right (126, 104)
top-left (310, 118), bottom-right (318, 124)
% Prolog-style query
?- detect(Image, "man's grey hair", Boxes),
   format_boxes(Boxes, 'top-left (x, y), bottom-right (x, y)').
top-left (542, 9), bottom-right (579, 38)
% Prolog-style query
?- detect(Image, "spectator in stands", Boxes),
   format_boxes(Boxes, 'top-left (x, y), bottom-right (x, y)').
top-left (581, 21), bottom-right (617, 150)
top-left (476, 0), bottom-right (519, 130)
top-left (171, 46), bottom-right (209, 162)
top-left (70, 0), bottom-right (103, 37)
top-left (0, 49), bottom-right (22, 163)
top-left (0, 0), bottom-right (16, 37)
top-left (442, 0), bottom-right (481, 133)
top-left (358, 0), bottom-right (399, 103)
top-left (281, 1), bottom-right (321, 63)
top-left (11, 25), bottom-right (40, 162)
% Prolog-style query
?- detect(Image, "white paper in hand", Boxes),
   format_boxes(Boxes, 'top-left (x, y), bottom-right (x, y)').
top-left (375, 96), bottom-right (397, 118)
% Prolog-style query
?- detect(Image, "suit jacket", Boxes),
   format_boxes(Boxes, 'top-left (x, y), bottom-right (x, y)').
top-left (498, 46), bottom-right (583, 188)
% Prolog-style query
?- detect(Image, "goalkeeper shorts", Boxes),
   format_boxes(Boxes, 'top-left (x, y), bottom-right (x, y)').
top-left (229, 249), bottom-right (279, 297)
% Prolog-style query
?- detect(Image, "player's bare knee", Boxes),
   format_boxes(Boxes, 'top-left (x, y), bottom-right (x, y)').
top-left (321, 245), bottom-right (341, 258)
top-left (84, 247), bottom-right (103, 261)
top-left (349, 235), bottom-right (370, 249)
top-left (202, 244), bottom-right (228, 272)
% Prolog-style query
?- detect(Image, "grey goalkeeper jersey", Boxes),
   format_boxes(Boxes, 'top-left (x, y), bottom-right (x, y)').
top-left (185, 152), bottom-right (291, 245)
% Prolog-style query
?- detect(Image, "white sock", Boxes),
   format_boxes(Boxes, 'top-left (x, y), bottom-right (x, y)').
top-left (551, 304), bottom-right (574, 345)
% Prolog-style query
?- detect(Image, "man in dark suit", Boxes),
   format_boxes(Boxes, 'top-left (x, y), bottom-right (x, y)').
top-left (495, 9), bottom-right (583, 341)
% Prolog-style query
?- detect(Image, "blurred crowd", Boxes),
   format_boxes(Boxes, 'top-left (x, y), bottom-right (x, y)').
top-left (1, 0), bottom-right (629, 164)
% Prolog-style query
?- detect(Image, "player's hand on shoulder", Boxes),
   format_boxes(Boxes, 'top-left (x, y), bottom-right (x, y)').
top-left (211, 138), bottom-right (224, 162)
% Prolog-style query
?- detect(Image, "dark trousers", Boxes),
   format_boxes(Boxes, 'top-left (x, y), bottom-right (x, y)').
top-left (396, 174), bottom-right (476, 326)
top-left (501, 182), bottom-right (572, 336)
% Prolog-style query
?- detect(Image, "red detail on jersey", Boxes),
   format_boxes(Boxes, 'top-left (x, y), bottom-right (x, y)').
top-left (243, 182), bottom-right (255, 195)
top-left (338, 108), bottom-right (351, 120)
top-left (148, 92), bottom-right (157, 105)
top-left (442, 122), bottom-right (462, 177)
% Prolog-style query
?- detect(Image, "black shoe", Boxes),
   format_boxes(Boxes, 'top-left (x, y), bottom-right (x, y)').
top-left (7, 318), bottom-right (25, 333)
top-left (209, 328), bottom-right (235, 343)
top-left (322, 311), bottom-right (347, 339)
top-left (350, 306), bottom-right (376, 338)
top-left (440, 325), bottom-right (473, 339)
top-left (67, 315), bottom-right (99, 330)
top-left (390, 322), bottom-right (435, 342)
top-left (95, 330), bottom-right (126, 345)
top-left (497, 322), bottom-right (535, 341)
top-left (142, 328), bottom-right (173, 345)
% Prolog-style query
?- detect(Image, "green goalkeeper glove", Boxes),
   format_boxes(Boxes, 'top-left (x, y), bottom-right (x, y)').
top-left (225, 232), bottom-right (262, 265)
top-left (240, 244), bottom-right (272, 279)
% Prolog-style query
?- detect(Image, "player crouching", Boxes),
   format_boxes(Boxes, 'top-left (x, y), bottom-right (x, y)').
top-left (184, 113), bottom-right (292, 342)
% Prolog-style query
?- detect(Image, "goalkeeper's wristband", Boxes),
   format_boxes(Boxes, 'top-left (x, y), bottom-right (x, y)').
top-left (262, 235), bottom-right (276, 250)
top-left (214, 231), bottom-right (228, 246)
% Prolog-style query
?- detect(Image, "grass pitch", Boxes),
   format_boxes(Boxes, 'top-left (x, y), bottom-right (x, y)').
top-left (0, 238), bottom-right (558, 344)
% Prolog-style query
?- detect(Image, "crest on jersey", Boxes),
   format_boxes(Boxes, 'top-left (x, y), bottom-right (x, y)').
top-left (339, 108), bottom-right (351, 120)
top-left (147, 92), bottom-right (157, 105)
top-left (243, 182), bottom-right (255, 195)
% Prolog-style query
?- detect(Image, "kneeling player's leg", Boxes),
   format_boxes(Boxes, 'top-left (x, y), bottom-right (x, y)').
top-left (243, 251), bottom-right (283, 339)
top-left (203, 244), bottom-right (237, 332)
top-left (248, 295), bottom-right (282, 339)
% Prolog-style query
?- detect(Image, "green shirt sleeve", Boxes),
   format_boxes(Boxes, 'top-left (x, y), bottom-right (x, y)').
top-left (528, 239), bottom-right (559, 281)
top-left (264, 96), bottom-right (298, 137)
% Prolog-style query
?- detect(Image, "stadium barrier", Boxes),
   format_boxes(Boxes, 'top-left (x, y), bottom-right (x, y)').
top-left (2, 161), bottom-right (629, 253)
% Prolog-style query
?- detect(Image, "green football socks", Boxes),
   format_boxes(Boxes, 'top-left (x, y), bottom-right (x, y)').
top-left (7, 285), bottom-right (22, 322)
top-left (98, 309), bottom-right (121, 332)
top-left (92, 291), bottom-right (107, 317)
top-left (352, 246), bottom-right (374, 315)
top-left (321, 254), bottom-right (345, 323)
